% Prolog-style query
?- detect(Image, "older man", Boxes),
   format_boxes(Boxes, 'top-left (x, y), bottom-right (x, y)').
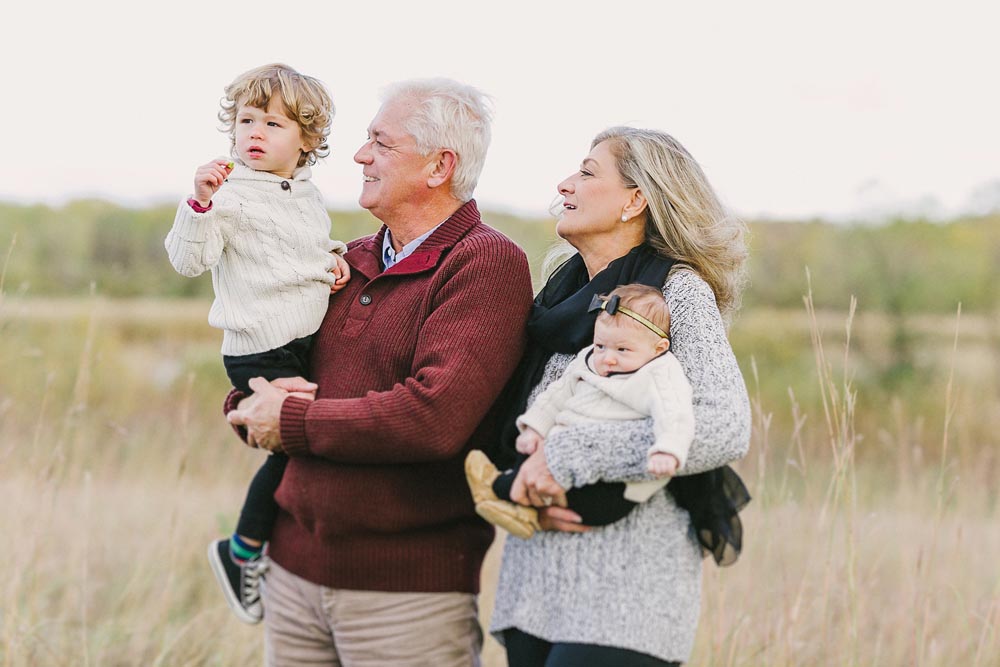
top-left (226, 79), bottom-right (533, 665)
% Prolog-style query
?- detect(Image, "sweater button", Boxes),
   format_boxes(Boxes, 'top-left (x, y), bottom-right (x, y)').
top-left (281, 180), bottom-right (291, 191)
top-left (359, 294), bottom-right (372, 306)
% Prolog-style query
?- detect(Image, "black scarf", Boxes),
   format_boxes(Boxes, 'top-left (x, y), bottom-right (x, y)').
top-left (491, 244), bottom-right (750, 566)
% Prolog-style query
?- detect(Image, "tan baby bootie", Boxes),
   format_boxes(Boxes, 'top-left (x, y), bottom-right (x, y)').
top-left (464, 450), bottom-right (540, 540)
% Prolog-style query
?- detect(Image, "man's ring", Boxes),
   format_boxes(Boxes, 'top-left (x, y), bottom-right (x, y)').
top-left (541, 496), bottom-right (553, 506)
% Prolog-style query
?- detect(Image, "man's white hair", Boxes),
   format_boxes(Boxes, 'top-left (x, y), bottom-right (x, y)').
top-left (380, 78), bottom-right (494, 202)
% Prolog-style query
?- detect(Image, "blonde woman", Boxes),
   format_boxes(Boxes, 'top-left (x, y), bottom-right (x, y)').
top-left (487, 127), bottom-right (751, 666)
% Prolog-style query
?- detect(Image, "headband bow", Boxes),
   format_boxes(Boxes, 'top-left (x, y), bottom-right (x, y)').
top-left (588, 294), bottom-right (669, 339)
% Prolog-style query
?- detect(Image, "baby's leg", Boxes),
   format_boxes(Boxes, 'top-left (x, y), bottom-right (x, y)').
top-left (490, 456), bottom-right (524, 502)
top-left (464, 451), bottom-right (540, 539)
top-left (492, 455), bottom-right (638, 526)
top-left (564, 482), bottom-right (637, 525)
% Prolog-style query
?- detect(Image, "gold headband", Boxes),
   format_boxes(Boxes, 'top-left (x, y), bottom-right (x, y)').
top-left (588, 294), bottom-right (669, 339)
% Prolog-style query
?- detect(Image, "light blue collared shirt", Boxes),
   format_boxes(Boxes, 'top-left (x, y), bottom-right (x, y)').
top-left (381, 222), bottom-right (445, 271)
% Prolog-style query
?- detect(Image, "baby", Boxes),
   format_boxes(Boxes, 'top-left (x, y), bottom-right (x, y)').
top-left (466, 284), bottom-right (695, 538)
top-left (165, 63), bottom-right (347, 623)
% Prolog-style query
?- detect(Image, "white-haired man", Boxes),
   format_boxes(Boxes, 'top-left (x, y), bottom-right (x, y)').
top-left (227, 79), bottom-right (533, 664)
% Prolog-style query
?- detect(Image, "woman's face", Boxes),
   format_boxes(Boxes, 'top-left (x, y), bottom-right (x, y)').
top-left (555, 140), bottom-right (635, 245)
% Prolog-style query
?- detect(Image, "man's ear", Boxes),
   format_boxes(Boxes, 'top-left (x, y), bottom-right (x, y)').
top-left (427, 149), bottom-right (457, 189)
top-left (655, 337), bottom-right (670, 354)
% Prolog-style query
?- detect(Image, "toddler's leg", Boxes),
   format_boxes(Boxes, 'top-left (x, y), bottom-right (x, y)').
top-left (208, 447), bottom-right (290, 625)
top-left (235, 453), bottom-right (289, 543)
top-left (212, 338), bottom-right (310, 624)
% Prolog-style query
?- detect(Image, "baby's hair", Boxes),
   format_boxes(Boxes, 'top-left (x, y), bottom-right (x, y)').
top-left (596, 284), bottom-right (671, 336)
top-left (218, 63), bottom-right (335, 168)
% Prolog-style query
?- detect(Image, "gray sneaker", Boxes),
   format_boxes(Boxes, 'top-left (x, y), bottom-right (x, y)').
top-left (207, 539), bottom-right (267, 624)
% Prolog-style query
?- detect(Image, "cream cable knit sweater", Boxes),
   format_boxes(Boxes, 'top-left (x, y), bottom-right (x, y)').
top-left (516, 345), bottom-right (695, 502)
top-left (165, 163), bottom-right (347, 356)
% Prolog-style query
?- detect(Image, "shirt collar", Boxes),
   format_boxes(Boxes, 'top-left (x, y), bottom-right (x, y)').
top-left (382, 221), bottom-right (446, 270)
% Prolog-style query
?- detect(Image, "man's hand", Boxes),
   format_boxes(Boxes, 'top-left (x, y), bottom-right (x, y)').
top-left (329, 253), bottom-right (352, 293)
top-left (227, 377), bottom-right (316, 452)
top-left (193, 158), bottom-right (234, 207)
top-left (271, 376), bottom-right (318, 400)
top-left (648, 452), bottom-right (679, 477)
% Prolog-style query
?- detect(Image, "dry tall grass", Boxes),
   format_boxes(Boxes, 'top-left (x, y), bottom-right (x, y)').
top-left (1, 289), bottom-right (997, 666)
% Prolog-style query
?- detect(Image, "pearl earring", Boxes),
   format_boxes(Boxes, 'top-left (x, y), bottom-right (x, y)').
top-left (621, 214), bottom-right (628, 222)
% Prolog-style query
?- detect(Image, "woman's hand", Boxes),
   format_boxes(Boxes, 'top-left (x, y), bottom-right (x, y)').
top-left (537, 506), bottom-right (589, 533)
top-left (227, 376), bottom-right (317, 451)
top-left (511, 451), bottom-right (590, 532)
top-left (510, 445), bottom-right (568, 509)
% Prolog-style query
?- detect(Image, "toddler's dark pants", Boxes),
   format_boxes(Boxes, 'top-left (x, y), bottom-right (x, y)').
top-left (223, 335), bottom-right (312, 541)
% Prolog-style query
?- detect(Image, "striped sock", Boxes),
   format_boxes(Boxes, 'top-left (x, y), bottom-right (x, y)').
top-left (229, 534), bottom-right (263, 564)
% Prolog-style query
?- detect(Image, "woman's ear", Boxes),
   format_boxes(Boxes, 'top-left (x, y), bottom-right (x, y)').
top-left (622, 189), bottom-right (648, 221)
top-left (427, 149), bottom-right (457, 189)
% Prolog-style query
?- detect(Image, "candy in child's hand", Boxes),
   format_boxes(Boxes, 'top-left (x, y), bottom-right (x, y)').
top-left (226, 162), bottom-right (235, 170)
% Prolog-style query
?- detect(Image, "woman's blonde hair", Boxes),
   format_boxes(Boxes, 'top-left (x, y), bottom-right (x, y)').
top-left (593, 127), bottom-right (749, 320)
top-left (218, 63), bottom-right (335, 168)
top-left (545, 128), bottom-right (749, 322)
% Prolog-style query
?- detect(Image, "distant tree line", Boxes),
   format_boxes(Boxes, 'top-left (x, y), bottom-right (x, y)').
top-left (0, 200), bottom-right (996, 313)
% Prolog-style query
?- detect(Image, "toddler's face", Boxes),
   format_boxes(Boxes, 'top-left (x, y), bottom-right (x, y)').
top-left (591, 318), bottom-right (667, 377)
top-left (234, 95), bottom-right (308, 179)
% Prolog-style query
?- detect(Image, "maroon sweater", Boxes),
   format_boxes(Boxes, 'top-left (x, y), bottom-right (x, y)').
top-left (236, 200), bottom-right (532, 593)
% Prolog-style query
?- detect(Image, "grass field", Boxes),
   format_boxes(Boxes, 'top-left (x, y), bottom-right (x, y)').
top-left (1, 296), bottom-right (998, 666)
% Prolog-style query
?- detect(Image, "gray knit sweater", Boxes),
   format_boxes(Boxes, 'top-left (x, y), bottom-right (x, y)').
top-left (490, 269), bottom-right (751, 663)
top-left (165, 163), bottom-right (347, 356)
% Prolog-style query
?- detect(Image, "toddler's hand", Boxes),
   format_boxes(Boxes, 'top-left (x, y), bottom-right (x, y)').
top-left (648, 452), bottom-right (679, 477)
top-left (515, 428), bottom-right (544, 455)
top-left (329, 252), bottom-right (352, 293)
top-left (193, 159), bottom-right (234, 207)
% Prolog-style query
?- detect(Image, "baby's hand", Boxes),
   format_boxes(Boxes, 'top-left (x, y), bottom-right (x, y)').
top-left (329, 252), bottom-right (352, 293)
top-left (515, 428), bottom-right (544, 455)
top-left (648, 452), bottom-right (679, 478)
top-left (193, 159), bottom-right (234, 207)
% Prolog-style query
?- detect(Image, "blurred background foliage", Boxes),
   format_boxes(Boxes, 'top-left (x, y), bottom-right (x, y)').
top-left (2, 200), bottom-right (996, 314)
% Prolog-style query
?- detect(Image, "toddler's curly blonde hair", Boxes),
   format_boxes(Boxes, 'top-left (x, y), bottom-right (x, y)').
top-left (218, 63), bottom-right (334, 168)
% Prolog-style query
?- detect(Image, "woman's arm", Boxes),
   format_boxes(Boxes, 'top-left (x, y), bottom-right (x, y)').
top-left (544, 270), bottom-right (751, 488)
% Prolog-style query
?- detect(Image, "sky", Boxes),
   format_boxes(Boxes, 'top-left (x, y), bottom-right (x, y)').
top-left (4, 0), bottom-right (998, 222)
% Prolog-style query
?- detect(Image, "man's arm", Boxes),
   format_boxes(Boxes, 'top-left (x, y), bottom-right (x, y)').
top-left (280, 238), bottom-right (533, 464)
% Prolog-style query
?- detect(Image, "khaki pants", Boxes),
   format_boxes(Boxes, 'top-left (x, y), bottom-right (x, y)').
top-left (262, 559), bottom-right (483, 667)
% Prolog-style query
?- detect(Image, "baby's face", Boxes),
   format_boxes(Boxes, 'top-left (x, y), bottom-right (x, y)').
top-left (591, 318), bottom-right (667, 377)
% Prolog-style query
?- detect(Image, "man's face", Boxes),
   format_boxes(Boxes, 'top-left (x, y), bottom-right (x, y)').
top-left (353, 97), bottom-right (433, 223)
